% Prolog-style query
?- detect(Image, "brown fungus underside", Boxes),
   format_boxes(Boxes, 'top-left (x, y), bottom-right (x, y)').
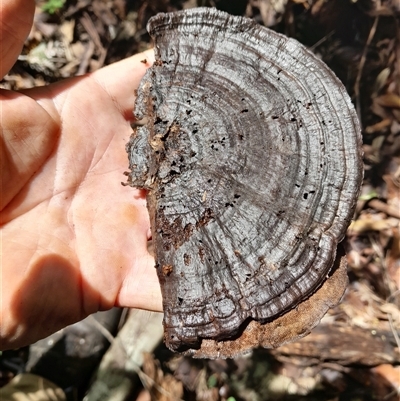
top-left (127, 8), bottom-right (363, 358)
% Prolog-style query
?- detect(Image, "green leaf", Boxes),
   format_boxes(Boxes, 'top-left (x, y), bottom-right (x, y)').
top-left (42, 0), bottom-right (65, 14)
top-left (207, 374), bottom-right (218, 388)
top-left (359, 190), bottom-right (378, 201)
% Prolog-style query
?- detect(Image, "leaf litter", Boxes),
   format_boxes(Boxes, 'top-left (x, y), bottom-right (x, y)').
top-left (1, 0), bottom-right (399, 400)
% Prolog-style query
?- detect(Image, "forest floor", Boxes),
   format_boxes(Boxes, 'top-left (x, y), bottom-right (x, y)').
top-left (1, 1), bottom-right (399, 400)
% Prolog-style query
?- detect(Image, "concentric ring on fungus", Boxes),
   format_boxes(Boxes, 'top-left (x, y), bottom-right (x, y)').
top-left (127, 7), bottom-right (363, 358)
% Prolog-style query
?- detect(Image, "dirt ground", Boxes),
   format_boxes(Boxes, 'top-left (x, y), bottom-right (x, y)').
top-left (1, 0), bottom-right (399, 400)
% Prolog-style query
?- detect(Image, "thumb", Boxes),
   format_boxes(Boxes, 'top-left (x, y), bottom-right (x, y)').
top-left (0, 0), bottom-right (35, 78)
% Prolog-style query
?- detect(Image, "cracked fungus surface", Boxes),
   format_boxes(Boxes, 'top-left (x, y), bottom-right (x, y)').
top-left (127, 7), bottom-right (363, 358)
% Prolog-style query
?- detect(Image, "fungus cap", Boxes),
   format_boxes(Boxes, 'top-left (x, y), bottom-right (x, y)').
top-left (127, 7), bottom-right (363, 358)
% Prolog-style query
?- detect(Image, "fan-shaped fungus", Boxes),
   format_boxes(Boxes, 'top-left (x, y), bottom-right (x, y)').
top-left (127, 8), bottom-right (363, 358)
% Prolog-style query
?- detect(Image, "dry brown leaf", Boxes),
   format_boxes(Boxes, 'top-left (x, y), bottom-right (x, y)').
top-left (59, 20), bottom-right (75, 45)
top-left (380, 303), bottom-right (400, 323)
top-left (141, 353), bottom-right (184, 401)
top-left (365, 118), bottom-right (392, 134)
top-left (136, 389), bottom-right (152, 401)
top-left (340, 282), bottom-right (399, 331)
top-left (386, 226), bottom-right (400, 289)
top-left (348, 217), bottom-right (399, 234)
top-left (372, 97), bottom-right (392, 119)
top-left (383, 173), bottom-right (400, 204)
top-left (368, 199), bottom-right (400, 219)
top-left (193, 369), bottom-right (219, 401)
top-left (376, 93), bottom-right (400, 108)
top-left (158, 375), bottom-right (184, 401)
top-left (374, 68), bottom-right (391, 92)
top-left (347, 249), bottom-right (370, 270)
top-left (371, 364), bottom-right (400, 392)
top-left (393, 109), bottom-right (400, 122)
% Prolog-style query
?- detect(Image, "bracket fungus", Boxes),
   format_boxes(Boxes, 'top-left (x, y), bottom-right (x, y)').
top-left (127, 8), bottom-right (363, 358)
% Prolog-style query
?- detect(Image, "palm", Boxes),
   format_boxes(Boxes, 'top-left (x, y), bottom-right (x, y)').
top-left (0, 53), bottom-right (162, 350)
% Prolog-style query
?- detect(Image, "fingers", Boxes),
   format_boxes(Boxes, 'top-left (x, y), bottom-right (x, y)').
top-left (7, 49), bottom-right (155, 130)
top-left (0, 0), bottom-right (35, 78)
top-left (0, 0), bottom-right (40, 210)
top-left (0, 48), bottom-right (163, 349)
top-left (117, 251), bottom-right (163, 312)
top-left (0, 90), bottom-right (60, 212)
top-left (1, 50), bottom-right (154, 217)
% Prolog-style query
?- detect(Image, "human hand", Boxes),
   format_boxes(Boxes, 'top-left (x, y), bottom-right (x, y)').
top-left (0, 1), bottom-right (162, 351)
